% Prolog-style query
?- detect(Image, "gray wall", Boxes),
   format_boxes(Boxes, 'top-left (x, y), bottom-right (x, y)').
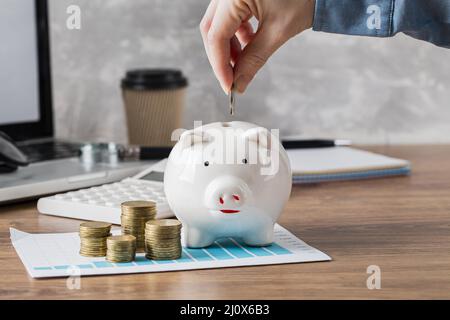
top-left (49, 0), bottom-right (450, 144)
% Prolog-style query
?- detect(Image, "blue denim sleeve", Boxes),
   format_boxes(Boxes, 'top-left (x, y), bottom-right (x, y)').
top-left (313, 0), bottom-right (450, 48)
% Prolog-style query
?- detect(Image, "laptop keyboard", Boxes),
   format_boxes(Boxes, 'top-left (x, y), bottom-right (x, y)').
top-left (18, 141), bottom-right (81, 163)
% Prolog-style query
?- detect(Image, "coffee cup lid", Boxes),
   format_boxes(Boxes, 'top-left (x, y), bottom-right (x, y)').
top-left (121, 69), bottom-right (188, 90)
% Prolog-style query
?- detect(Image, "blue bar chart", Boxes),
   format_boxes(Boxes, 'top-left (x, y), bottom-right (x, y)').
top-left (10, 224), bottom-right (331, 278)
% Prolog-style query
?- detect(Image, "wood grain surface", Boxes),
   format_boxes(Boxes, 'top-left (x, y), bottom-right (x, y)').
top-left (1, 145), bottom-right (449, 299)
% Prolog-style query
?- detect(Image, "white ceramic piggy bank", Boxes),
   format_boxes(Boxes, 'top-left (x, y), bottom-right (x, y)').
top-left (164, 121), bottom-right (292, 248)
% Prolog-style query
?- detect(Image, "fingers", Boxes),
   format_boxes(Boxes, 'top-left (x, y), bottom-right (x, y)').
top-left (206, 0), bottom-right (245, 93)
top-left (200, 0), bottom-right (314, 95)
top-left (230, 35), bottom-right (242, 66)
top-left (234, 25), bottom-right (287, 93)
top-left (236, 21), bottom-right (254, 47)
top-left (199, 0), bottom-right (219, 62)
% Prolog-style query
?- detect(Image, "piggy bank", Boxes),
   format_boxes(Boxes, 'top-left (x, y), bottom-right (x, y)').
top-left (164, 121), bottom-right (292, 248)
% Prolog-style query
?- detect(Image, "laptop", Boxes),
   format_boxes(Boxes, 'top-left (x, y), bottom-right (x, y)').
top-left (0, 0), bottom-right (153, 204)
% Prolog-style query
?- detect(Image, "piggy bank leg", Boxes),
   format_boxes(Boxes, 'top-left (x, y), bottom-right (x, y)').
top-left (242, 223), bottom-right (275, 247)
top-left (183, 226), bottom-right (216, 248)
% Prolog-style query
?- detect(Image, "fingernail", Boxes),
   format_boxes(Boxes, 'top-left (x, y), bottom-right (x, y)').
top-left (235, 75), bottom-right (249, 93)
top-left (221, 83), bottom-right (230, 94)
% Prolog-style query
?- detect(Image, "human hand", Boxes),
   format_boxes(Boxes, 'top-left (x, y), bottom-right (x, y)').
top-left (200, 0), bottom-right (315, 93)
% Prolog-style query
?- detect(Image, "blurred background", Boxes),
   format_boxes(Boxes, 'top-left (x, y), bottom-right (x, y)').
top-left (49, 0), bottom-right (450, 145)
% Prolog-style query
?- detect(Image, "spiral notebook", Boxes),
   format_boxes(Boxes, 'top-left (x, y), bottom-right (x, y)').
top-left (287, 147), bottom-right (410, 183)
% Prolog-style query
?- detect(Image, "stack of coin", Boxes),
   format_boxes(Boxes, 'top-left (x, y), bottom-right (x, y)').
top-left (79, 221), bottom-right (112, 257)
top-left (106, 235), bottom-right (136, 263)
top-left (121, 200), bottom-right (157, 251)
top-left (145, 219), bottom-right (182, 260)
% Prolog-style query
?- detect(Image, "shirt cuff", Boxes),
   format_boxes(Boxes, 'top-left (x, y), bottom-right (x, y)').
top-left (313, 0), bottom-right (394, 37)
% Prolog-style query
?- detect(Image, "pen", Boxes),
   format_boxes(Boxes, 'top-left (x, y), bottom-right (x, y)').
top-left (80, 139), bottom-right (353, 163)
top-left (281, 139), bottom-right (352, 149)
top-left (78, 143), bottom-right (173, 162)
top-left (118, 145), bottom-right (172, 160)
top-left (131, 139), bottom-right (353, 157)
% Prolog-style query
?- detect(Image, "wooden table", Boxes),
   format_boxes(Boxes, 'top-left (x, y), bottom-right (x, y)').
top-left (1, 145), bottom-right (449, 299)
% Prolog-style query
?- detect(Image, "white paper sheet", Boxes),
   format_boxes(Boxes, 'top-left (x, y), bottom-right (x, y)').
top-left (11, 225), bottom-right (331, 278)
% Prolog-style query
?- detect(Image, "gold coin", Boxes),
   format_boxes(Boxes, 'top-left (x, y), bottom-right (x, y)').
top-left (80, 249), bottom-right (107, 253)
top-left (121, 201), bottom-right (156, 215)
top-left (121, 200), bottom-right (156, 207)
top-left (80, 252), bottom-right (106, 258)
top-left (145, 241), bottom-right (179, 246)
top-left (106, 234), bottom-right (137, 262)
top-left (121, 216), bottom-right (154, 222)
top-left (80, 221), bottom-right (112, 229)
top-left (143, 219), bottom-right (182, 260)
top-left (145, 233), bottom-right (181, 238)
top-left (80, 221), bottom-right (111, 233)
top-left (146, 254), bottom-right (181, 260)
top-left (106, 256), bottom-right (135, 263)
top-left (146, 250), bottom-right (180, 255)
top-left (145, 230), bottom-right (181, 235)
top-left (146, 245), bottom-right (179, 249)
top-left (79, 222), bottom-right (111, 258)
top-left (145, 243), bottom-right (181, 248)
top-left (107, 245), bottom-right (136, 250)
top-left (80, 238), bottom-right (107, 242)
top-left (145, 219), bottom-right (181, 228)
top-left (147, 251), bottom-right (182, 255)
top-left (122, 209), bottom-right (156, 215)
top-left (107, 234), bottom-right (136, 243)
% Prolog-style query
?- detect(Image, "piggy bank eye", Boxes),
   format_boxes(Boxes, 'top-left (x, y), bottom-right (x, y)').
top-left (204, 161), bottom-right (210, 167)
top-left (242, 158), bottom-right (248, 164)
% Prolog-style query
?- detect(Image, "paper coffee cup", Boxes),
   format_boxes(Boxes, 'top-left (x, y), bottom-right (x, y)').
top-left (121, 69), bottom-right (188, 147)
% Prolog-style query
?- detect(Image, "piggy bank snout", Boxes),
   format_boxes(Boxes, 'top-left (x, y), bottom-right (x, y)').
top-left (204, 176), bottom-right (250, 210)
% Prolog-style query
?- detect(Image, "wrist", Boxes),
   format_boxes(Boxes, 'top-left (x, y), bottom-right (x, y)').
top-left (307, 0), bottom-right (316, 29)
top-left (296, 0), bottom-right (316, 33)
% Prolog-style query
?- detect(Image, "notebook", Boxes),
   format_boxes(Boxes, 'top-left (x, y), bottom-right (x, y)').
top-left (287, 147), bottom-right (410, 183)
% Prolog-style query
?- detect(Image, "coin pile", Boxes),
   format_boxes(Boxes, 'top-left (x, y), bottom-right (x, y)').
top-left (145, 219), bottom-right (182, 260)
top-left (79, 221), bottom-right (112, 257)
top-left (121, 200), bottom-right (157, 251)
top-left (106, 235), bottom-right (136, 263)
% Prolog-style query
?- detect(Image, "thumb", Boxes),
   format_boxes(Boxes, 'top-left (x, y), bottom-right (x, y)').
top-left (233, 26), bottom-right (286, 93)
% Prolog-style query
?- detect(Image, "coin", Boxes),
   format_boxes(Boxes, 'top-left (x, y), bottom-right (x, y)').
top-left (79, 221), bottom-right (112, 257)
top-left (107, 235), bottom-right (136, 243)
top-left (120, 200), bottom-right (157, 251)
top-left (144, 219), bottom-right (182, 260)
top-left (145, 219), bottom-right (182, 229)
top-left (79, 221), bottom-right (112, 238)
top-left (121, 201), bottom-right (156, 212)
top-left (106, 235), bottom-right (136, 263)
top-left (229, 83), bottom-right (235, 116)
top-left (80, 221), bottom-right (112, 229)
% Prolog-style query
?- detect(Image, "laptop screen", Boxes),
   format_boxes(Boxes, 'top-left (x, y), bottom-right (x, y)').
top-left (0, 0), bottom-right (52, 141)
top-left (0, 0), bottom-right (40, 126)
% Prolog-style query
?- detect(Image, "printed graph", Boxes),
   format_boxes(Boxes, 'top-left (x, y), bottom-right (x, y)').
top-left (11, 224), bottom-right (331, 278)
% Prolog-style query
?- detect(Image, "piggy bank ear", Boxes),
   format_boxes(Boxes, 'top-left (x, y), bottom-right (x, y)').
top-left (243, 127), bottom-right (272, 150)
top-left (179, 130), bottom-right (211, 149)
top-left (244, 127), bottom-right (274, 166)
